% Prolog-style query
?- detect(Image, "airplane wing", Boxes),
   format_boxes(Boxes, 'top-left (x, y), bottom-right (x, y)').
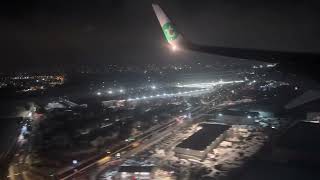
top-left (152, 4), bottom-right (320, 79)
top-left (152, 4), bottom-right (186, 51)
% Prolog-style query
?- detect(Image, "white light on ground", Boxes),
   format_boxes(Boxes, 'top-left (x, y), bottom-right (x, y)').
top-left (218, 113), bottom-right (223, 117)
top-left (176, 80), bottom-right (244, 88)
top-left (22, 125), bottom-right (27, 133)
top-left (72, 160), bottom-right (78, 165)
top-left (247, 115), bottom-right (252, 119)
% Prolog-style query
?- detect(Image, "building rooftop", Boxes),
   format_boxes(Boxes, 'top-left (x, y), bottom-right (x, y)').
top-left (118, 166), bottom-right (154, 173)
top-left (176, 123), bottom-right (230, 151)
top-left (219, 109), bottom-right (259, 117)
top-left (277, 121), bottom-right (320, 153)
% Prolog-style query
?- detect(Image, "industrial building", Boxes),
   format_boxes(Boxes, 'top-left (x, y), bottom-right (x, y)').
top-left (174, 122), bottom-right (231, 160)
top-left (116, 166), bottom-right (155, 180)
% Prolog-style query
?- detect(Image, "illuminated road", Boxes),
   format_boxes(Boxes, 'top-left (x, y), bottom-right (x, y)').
top-left (5, 109), bottom-right (46, 180)
top-left (93, 122), bottom-right (184, 179)
top-left (57, 117), bottom-right (181, 180)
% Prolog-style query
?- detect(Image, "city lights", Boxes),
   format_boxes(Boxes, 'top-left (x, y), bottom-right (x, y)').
top-left (123, 79), bottom-right (245, 102)
top-left (3, 2), bottom-right (315, 180)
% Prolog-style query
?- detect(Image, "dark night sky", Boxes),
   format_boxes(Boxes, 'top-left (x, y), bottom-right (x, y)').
top-left (1, 0), bottom-right (320, 71)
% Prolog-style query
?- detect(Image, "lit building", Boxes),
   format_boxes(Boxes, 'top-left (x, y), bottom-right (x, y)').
top-left (174, 123), bottom-right (231, 160)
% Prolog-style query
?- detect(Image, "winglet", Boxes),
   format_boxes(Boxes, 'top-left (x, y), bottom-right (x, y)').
top-left (152, 4), bottom-right (184, 50)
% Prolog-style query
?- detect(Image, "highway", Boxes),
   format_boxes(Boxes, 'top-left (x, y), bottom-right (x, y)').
top-left (57, 117), bottom-right (181, 180)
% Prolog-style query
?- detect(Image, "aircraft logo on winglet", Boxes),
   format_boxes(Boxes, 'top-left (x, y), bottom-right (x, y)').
top-left (162, 22), bottom-right (178, 42)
